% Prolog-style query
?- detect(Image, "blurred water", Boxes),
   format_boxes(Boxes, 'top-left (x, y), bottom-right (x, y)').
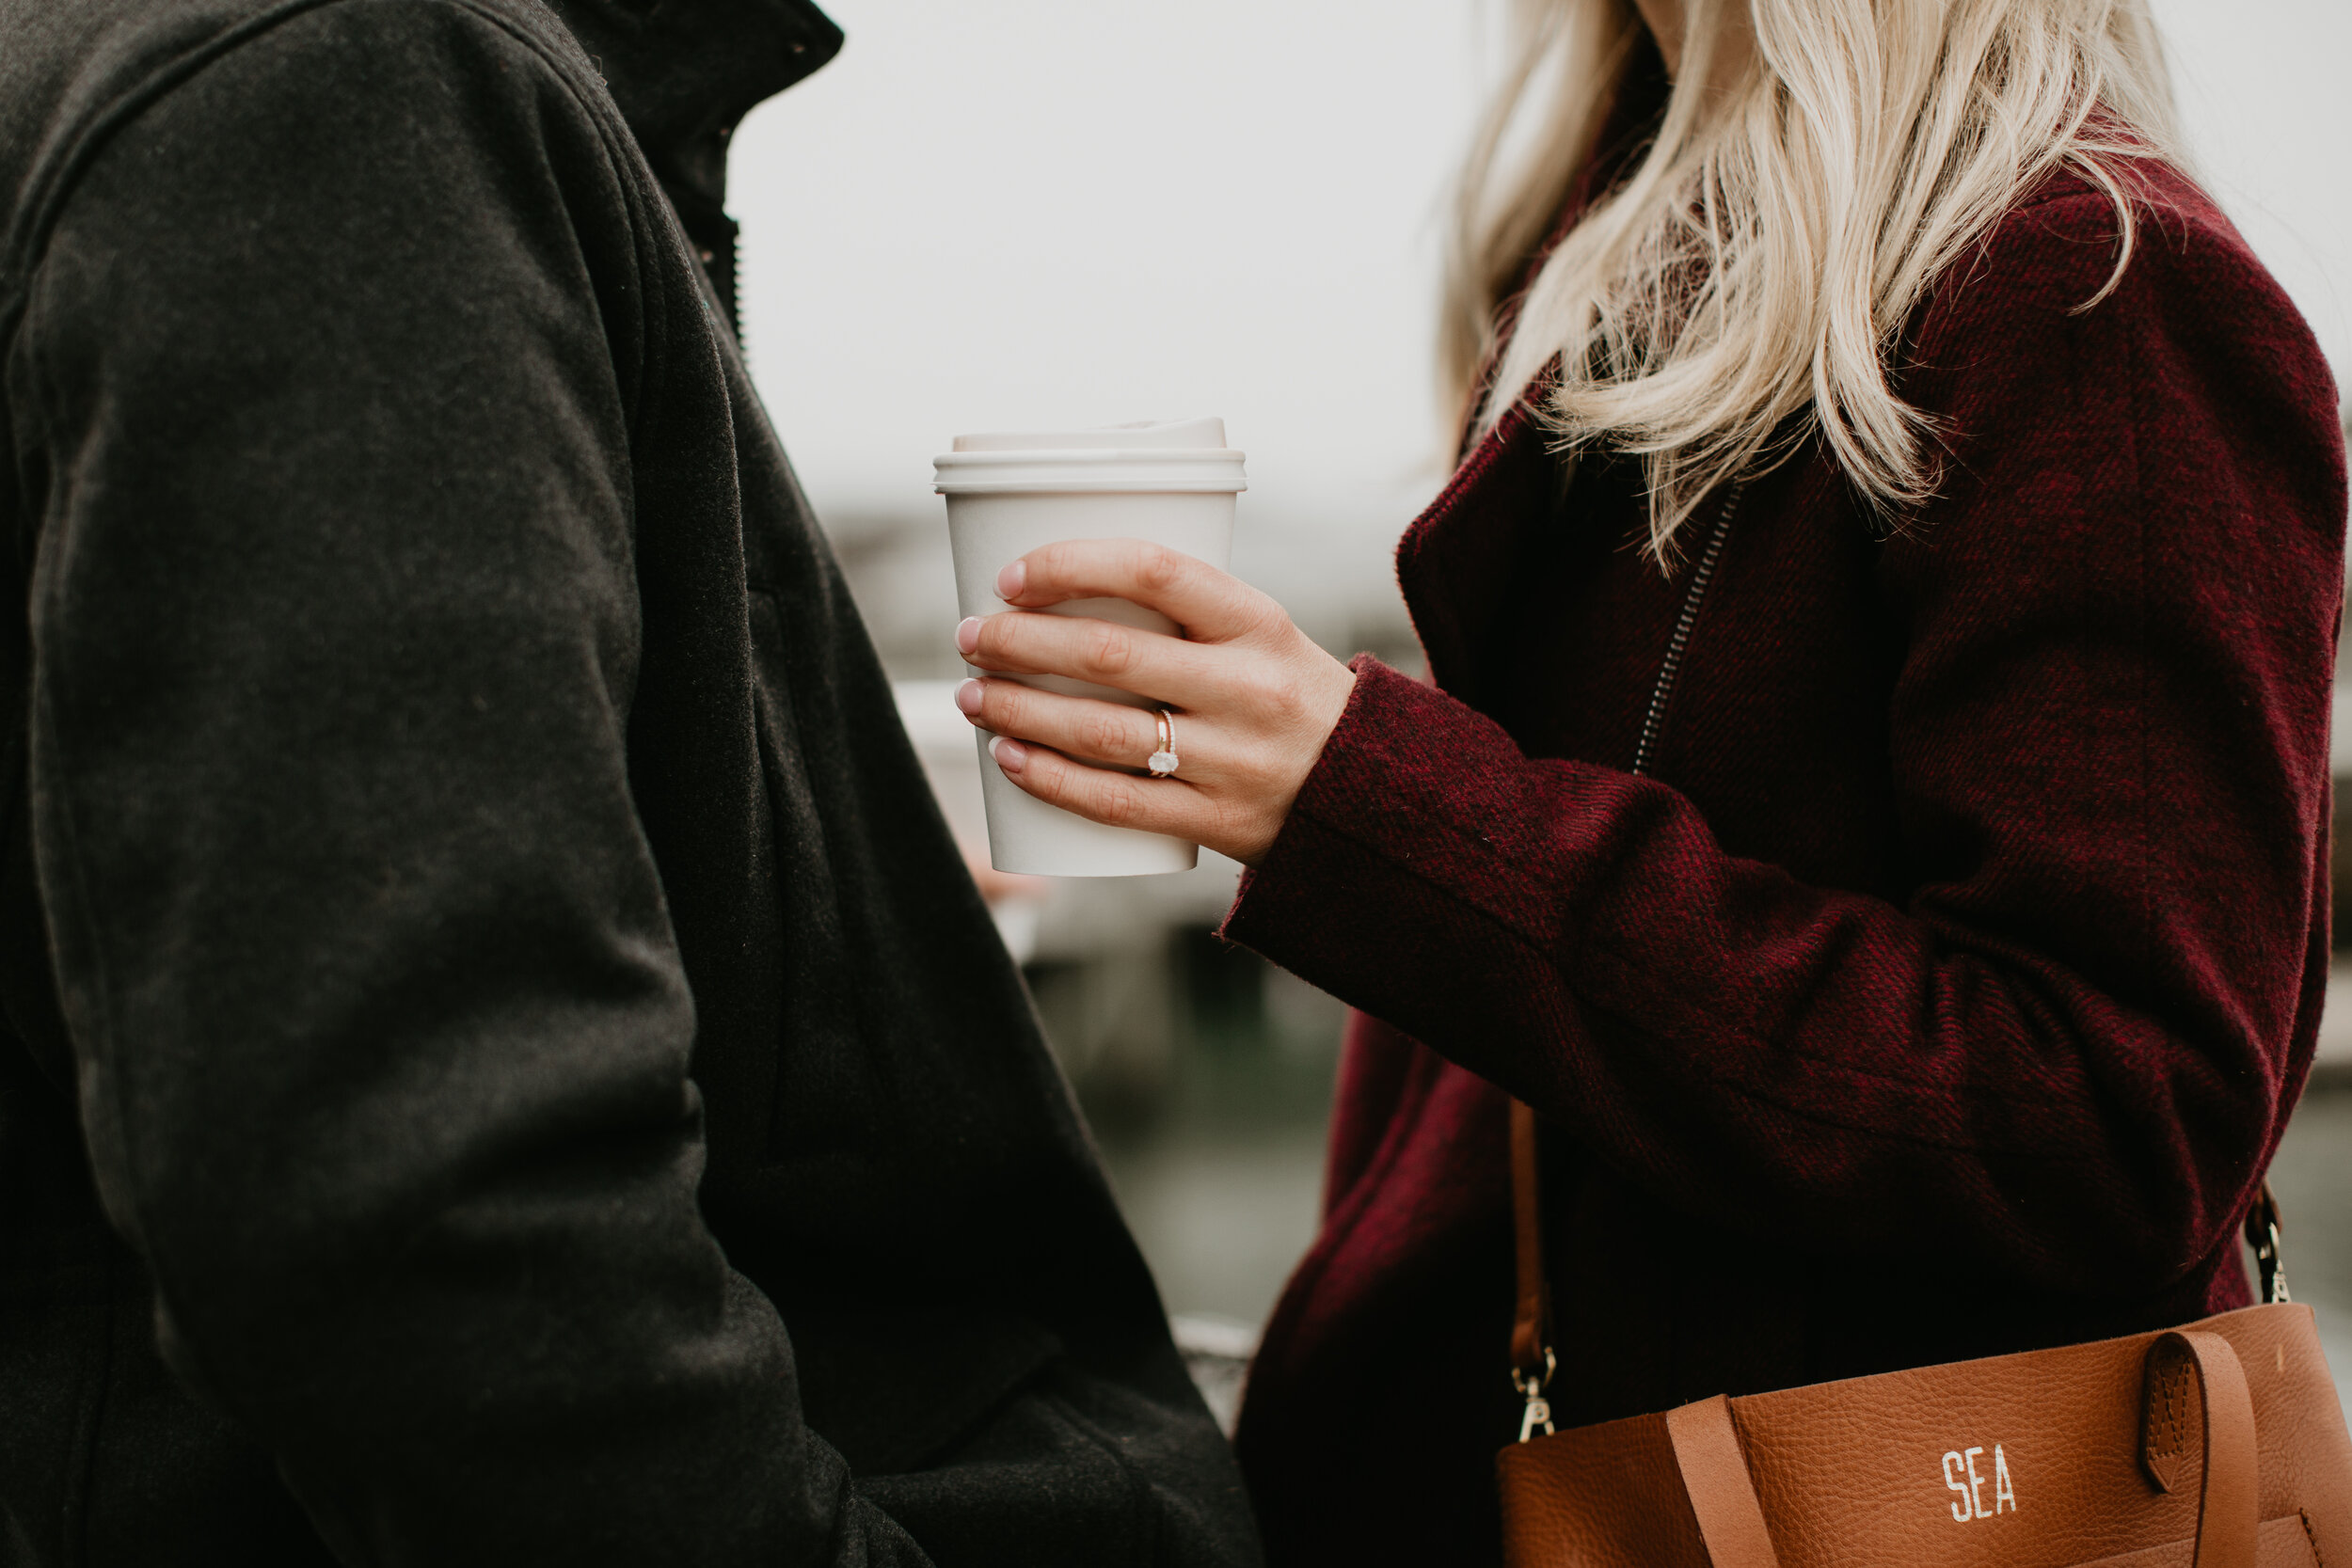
top-left (2268, 1089), bottom-right (2352, 1427)
top-left (1076, 933), bottom-right (1341, 1328)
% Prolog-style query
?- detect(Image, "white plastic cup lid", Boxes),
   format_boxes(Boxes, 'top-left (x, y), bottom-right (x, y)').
top-left (949, 417), bottom-right (1228, 452)
top-left (933, 418), bottom-right (1246, 496)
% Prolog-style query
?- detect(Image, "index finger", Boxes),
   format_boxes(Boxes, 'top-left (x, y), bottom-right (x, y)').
top-left (995, 539), bottom-right (1279, 644)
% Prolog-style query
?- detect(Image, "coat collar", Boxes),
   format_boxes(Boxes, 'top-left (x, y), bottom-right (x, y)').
top-left (1396, 404), bottom-right (1554, 708)
top-left (546, 0), bottom-right (843, 222)
top-left (1400, 49), bottom-right (1666, 708)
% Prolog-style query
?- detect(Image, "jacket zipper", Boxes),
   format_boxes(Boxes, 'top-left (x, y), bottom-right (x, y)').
top-left (1629, 482), bottom-right (1745, 779)
top-left (1513, 476), bottom-right (1746, 1449)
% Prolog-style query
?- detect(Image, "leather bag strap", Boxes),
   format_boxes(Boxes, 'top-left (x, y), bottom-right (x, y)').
top-left (2141, 1330), bottom-right (2260, 1568)
top-left (1508, 1098), bottom-right (1550, 1379)
top-left (1665, 1396), bottom-right (1783, 1568)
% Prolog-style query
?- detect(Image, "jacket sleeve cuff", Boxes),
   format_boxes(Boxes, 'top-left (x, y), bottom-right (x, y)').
top-left (1221, 656), bottom-right (1598, 1011)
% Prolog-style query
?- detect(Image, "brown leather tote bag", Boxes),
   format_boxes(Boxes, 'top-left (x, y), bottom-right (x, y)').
top-left (1495, 1101), bottom-right (2352, 1567)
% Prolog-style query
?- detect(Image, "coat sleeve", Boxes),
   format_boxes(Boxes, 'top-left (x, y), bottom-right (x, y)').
top-left (1225, 188), bottom-right (2348, 1297)
top-left (17, 5), bottom-right (927, 1562)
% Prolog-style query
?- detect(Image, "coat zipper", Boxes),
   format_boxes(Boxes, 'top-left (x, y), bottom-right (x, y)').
top-left (1629, 483), bottom-right (1745, 779)
top-left (1512, 476), bottom-right (1745, 1449)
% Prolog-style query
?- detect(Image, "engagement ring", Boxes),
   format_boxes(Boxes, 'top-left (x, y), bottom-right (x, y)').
top-left (1149, 710), bottom-right (1180, 778)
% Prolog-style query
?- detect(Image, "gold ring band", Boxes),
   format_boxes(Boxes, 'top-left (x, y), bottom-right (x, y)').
top-left (1148, 709), bottom-right (1180, 778)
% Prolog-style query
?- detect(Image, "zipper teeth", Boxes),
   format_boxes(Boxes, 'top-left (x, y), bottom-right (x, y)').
top-left (1629, 482), bottom-right (1745, 780)
top-left (729, 235), bottom-right (745, 352)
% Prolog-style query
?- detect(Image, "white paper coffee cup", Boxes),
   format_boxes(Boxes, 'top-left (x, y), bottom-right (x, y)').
top-left (934, 418), bottom-right (1246, 877)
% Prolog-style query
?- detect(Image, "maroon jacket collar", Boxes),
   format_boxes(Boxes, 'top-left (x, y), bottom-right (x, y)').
top-left (1398, 404), bottom-right (1553, 709)
top-left (1407, 45), bottom-right (1668, 707)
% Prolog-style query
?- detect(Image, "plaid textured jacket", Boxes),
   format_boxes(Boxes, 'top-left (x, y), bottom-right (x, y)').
top-left (1227, 161), bottom-right (2348, 1565)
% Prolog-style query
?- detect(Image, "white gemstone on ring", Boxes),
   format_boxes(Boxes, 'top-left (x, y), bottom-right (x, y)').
top-left (1149, 709), bottom-right (1180, 778)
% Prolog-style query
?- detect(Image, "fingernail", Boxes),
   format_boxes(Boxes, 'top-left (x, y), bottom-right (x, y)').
top-left (990, 737), bottom-right (1028, 774)
top-left (956, 617), bottom-right (982, 656)
top-left (997, 561), bottom-right (1027, 599)
top-left (955, 678), bottom-right (984, 716)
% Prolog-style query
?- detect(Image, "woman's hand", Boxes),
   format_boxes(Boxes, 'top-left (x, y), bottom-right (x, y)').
top-left (953, 540), bottom-right (1357, 867)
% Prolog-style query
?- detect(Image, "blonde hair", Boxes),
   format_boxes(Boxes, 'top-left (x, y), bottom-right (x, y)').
top-left (1444, 0), bottom-right (2181, 560)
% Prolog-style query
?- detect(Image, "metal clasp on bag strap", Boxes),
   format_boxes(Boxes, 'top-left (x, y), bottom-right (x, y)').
top-left (1508, 1096), bottom-right (1557, 1444)
top-left (1515, 1348), bottom-right (1557, 1443)
top-left (2245, 1182), bottom-right (2290, 1305)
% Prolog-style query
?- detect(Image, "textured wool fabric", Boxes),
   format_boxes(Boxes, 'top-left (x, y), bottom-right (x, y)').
top-left (0, 1), bottom-right (1258, 1563)
top-left (1225, 165), bottom-right (2348, 1565)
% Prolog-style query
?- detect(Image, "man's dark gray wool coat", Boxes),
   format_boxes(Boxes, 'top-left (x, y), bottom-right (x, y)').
top-left (0, 0), bottom-right (1262, 1562)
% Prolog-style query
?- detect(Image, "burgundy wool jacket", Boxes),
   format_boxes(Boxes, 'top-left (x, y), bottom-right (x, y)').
top-left (1223, 161), bottom-right (2348, 1564)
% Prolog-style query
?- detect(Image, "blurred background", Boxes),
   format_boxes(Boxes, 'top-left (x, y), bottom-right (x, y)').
top-left (727, 0), bottom-right (2352, 1426)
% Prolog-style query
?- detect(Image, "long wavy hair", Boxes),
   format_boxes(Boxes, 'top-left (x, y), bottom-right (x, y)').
top-left (1444, 0), bottom-right (2181, 561)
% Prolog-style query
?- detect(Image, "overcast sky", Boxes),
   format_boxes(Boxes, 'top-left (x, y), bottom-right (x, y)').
top-left (732, 0), bottom-right (2351, 549)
